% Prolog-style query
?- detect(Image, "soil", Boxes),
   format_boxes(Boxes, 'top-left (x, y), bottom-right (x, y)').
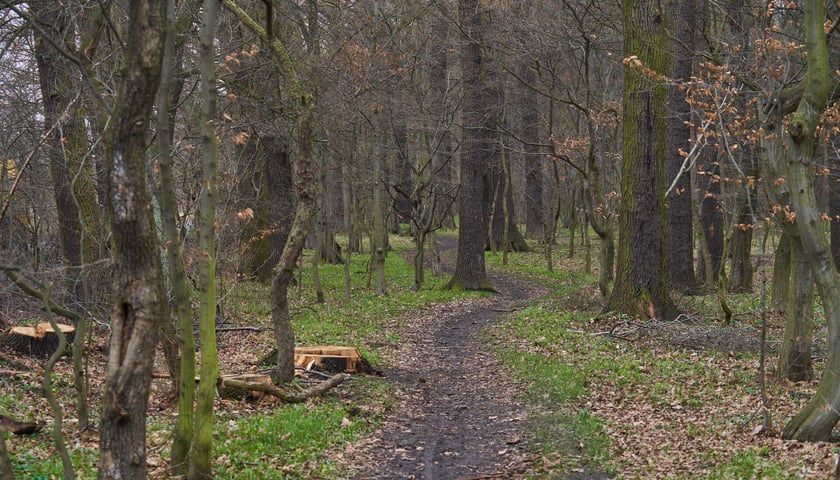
top-left (352, 256), bottom-right (559, 479)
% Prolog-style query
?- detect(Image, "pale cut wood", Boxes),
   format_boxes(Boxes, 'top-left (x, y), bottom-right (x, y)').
top-left (294, 345), bottom-right (373, 374)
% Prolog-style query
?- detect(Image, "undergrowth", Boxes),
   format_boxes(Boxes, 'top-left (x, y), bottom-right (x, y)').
top-left (1, 235), bottom-right (475, 479)
top-left (485, 237), bottom-right (835, 479)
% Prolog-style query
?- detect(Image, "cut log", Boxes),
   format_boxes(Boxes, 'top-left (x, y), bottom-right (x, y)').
top-left (293, 345), bottom-right (376, 374)
top-left (217, 373), bottom-right (273, 399)
top-left (4, 322), bottom-right (75, 357)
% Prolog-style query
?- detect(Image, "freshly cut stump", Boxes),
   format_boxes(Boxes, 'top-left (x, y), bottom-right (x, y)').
top-left (294, 345), bottom-right (376, 374)
top-left (4, 322), bottom-right (75, 357)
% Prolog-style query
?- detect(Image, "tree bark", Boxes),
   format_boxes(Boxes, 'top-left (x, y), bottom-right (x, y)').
top-left (30, 0), bottom-right (103, 304)
top-left (664, 0), bottom-right (696, 293)
top-left (187, 1), bottom-right (221, 477)
top-left (521, 64), bottom-right (545, 241)
top-left (98, 1), bottom-right (167, 477)
top-left (774, 0), bottom-right (837, 441)
top-left (446, 0), bottom-right (494, 291)
top-left (156, 0), bottom-right (196, 472)
top-left (607, 0), bottom-right (678, 320)
top-left (777, 235), bottom-right (814, 381)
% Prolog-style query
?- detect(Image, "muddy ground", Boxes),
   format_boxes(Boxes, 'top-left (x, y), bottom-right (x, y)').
top-left (349, 261), bottom-right (585, 479)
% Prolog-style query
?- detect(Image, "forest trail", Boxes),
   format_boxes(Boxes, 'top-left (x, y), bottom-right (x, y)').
top-left (354, 265), bottom-right (553, 479)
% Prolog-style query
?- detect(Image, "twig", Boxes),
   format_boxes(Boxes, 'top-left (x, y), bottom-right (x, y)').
top-left (294, 366), bottom-right (333, 379)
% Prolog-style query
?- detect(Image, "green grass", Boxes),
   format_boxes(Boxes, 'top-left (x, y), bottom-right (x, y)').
top-left (2, 234), bottom-right (475, 479)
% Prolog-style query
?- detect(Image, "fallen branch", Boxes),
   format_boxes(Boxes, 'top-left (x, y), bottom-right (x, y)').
top-left (215, 326), bottom-right (270, 333)
top-left (219, 373), bottom-right (349, 403)
top-left (0, 369), bottom-right (33, 378)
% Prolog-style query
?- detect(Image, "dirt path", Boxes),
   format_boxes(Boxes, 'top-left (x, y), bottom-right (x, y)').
top-left (354, 268), bottom-right (552, 480)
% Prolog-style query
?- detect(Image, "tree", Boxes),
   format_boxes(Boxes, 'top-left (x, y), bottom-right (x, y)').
top-left (30, 0), bottom-right (103, 305)
top-left (188, 0), bottom-right (221, 477)
top-left (223, 0), bottom-right (317, 384)
top-left (764, 0), bottom-right (839, 441)
top-left (606, 0), bottom-right (678, 320)
top-left (155, 0), bottom-right (198, 474)
top-left (97, 0), bottom-right (167, 477)
top-left (445, 0), bottom-right (494, 291)
top-left (664, 0), bottom-right (696, 293)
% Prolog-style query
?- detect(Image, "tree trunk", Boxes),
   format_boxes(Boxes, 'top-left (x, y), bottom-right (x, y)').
top-left (728, 197), bottom-right (754, 293)
top-left (31, 0), bottom-right (103, 304)
top-left (31, 0), bottom-right (103, 431)
top-left (772, 232), bottom-right (792, 311)
top-left (156, 1), bottom-right (198, 473)
top-left (98, 1), bottom-right (167, 477)
top-left (223, 0), bottom-right (318, 384)
top-left (774, 0), bottom-right (837, 441)
top-left (237, 136), bottom-right (272, 282)
top-left (521, 64), bottom-right (544, 241)
top-left (607, 0), bottom-right (678, 320)
top-left (698, 158), bottom-right (724, 289)
top-left (777, 235), bottom-right (814, 381)
top-left (664, 0), bottom-right (696, 293)
top-left (830, 152), bottom-right (840, 270)
top-left (446, 0), bottom-right (494, 291)
top-left (187, 1), bottom-right (221, 477)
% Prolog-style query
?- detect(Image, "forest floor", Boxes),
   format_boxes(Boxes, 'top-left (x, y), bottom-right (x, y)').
top-left (343, 241), bottom-right (612, 479)
top-left (3, 233), bottom-right (840, 478)
top-left (350, 270), bottom-right (563, 479)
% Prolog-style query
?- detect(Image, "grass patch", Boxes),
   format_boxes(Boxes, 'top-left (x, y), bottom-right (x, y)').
top-left (483, 235), bottom-right (826, 478)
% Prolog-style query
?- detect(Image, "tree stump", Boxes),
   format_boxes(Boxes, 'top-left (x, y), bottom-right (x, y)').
top-left (4, 322), bottom-right (75, 357)
top-left (293, 345), bottom-right (376, 374)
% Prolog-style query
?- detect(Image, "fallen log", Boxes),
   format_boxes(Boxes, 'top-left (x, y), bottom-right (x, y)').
top-left (0, 415), bottom-right (42, 435)
top-left (218, 373), bottom-right (349, 403)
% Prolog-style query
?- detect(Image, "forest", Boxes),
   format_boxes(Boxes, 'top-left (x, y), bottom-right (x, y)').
top-left (1, 0), bottom-right (840, 478)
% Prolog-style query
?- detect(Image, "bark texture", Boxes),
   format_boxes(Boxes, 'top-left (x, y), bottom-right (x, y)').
top-left (98, 1), bottom-right (167, 477)
top-left (446, 0), bottom-right (494, 291)
top-left (607, 0), bottom-right (677, 320)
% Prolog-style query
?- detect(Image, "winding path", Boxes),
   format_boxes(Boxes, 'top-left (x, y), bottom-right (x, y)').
top-left (357, 271), bottom-right (551, 479)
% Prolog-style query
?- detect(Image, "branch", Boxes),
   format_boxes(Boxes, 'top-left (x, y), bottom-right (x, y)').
top-left (219, 373), bottom-right (349, 403)
top-left (0, 0), bottom-right (111, 113)
top-left (0, 266), bottom-right (82, 323)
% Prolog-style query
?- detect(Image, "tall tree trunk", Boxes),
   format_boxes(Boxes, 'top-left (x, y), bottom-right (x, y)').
top-left (771, 232), bottom-right (792, 311)
top-left (31, 1), bottom-right (104, 430)
top-left (697, 157), bottom-right (724, 289)
top-left (521, 64), bottom-right (545, 241)
top-left (31, 0), bottom-right (103, 304)
top-left (156, 1), bottom-right (198, 473)
top-left (607, 0), bottom-right (678, 320)
top-left (664, 0), bottom-right (696, 293)
top-left (237, 136), bottom-right (272, 281)
top-left (773, 0), bottom-right (838, 441)
top-left (446, 0), bottom-right (494, 291)
top-left (187, 0), bottom-right (220, 477)
top-left (98, 0), bottom-right (166, 477)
